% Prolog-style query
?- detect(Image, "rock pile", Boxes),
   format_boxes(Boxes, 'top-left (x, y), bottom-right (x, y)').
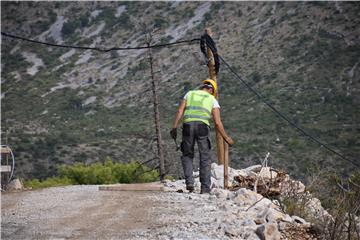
top-left (162, 163), bottom-right (328, 239)
top-left (6, 178), bottom-right (24, 191)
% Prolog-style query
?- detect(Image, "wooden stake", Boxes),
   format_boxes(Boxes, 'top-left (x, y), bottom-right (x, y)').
top-left (224, 142), bottom-right (229, 189)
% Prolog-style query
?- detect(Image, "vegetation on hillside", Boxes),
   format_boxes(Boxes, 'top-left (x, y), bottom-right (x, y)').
top-left (278, 170), bottom-right (360, 239)
top-left (1, 1), bottom-right (359, 183)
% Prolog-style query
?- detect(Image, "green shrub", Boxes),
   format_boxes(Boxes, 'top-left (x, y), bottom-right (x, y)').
top-left (58, 159), bottom-right (159, 184)
top-left (24, 159), bottom-right (159, 189)
top-left (97, 8), bottom-right (116, 27)
top-left (280, 170), bottom-right (360, 239)
top-left (154, 17), bottom-right (168, 28)
top-left (2, 52), bottom-right (30, 72)
top-left (118, 13), bottom-right (132, 29)
top-left (61, 13), bottom-right (90, 37)
top-left (24, 177), bottom-right (73, 189)
top-left (61, 20), bottom-right (78, 37)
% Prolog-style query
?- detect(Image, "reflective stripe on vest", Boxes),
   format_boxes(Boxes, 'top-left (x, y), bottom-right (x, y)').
top-left (183, 90), bottom-right (215, 126)
top-left (184, 114), bottom-right (210, 120)
top-left (185, 106), bottom-right (211, 116)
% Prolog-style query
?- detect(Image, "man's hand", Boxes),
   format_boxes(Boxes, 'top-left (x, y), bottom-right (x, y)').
top-left (225, 137), bottom-right (234, 146)
top-left (170, 128), bottom-right (177, 140)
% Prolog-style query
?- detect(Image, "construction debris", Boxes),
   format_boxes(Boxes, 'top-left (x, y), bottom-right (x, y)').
top-left (232, 168), bottom-right (288, 197)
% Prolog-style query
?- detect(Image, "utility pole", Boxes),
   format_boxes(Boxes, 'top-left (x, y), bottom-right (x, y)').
top-left (146, 33), bottom-right (165, 181)
top-left (203, 28), bottom-right (229, 188)
top-left (206, 46), bottom-right (226, 166)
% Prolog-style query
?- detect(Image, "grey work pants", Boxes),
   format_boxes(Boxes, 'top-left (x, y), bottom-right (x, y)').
top-left (181, 121), bottom-right (212, 192)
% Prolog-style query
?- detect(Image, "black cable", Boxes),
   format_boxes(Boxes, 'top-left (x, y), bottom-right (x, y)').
top-left (3, 30), bottom-right (357, 167)
top-left (218, 54), bottom-right (359, 168)
top-left (1, 32), bottom-right (200, 52)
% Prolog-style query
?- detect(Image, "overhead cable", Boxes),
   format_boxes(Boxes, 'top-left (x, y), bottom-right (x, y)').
top-left (1, 32), bottom-right (200, 52)
top-left (218, 54), bottom-right (359, 168)
top-left (2, 30), bottom-right (357, 167)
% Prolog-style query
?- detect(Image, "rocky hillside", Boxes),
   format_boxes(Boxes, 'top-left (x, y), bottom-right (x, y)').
top-left (1, 1), bottom-right (359, 180)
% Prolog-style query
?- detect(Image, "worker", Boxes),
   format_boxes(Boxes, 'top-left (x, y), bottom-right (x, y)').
top-left (170, 79), bottom-right (234, 194)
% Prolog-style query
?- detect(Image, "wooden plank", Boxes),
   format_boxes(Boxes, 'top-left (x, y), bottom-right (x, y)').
top-left (1, 165), bottom-right (11, 172)
top-left (99, 183), bottom-right (164, 191)
top-left (216, 132), bottom-right (225, 165)
top-left (0, 147), bottom-right (11, 154)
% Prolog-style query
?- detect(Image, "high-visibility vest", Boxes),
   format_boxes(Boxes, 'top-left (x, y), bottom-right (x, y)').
top-left (183, 90), bottom-right (215, 126)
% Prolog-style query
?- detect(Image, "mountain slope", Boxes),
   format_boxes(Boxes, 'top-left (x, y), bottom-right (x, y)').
top-left (1, 1), bottom-right (359, 180)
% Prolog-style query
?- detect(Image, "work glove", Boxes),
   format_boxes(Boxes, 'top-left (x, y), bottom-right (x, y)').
top-left (170, 128), bottom-right (177, 140)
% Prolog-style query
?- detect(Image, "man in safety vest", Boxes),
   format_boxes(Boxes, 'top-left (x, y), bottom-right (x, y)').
top-left (170, 79), bottom-right (234, 194)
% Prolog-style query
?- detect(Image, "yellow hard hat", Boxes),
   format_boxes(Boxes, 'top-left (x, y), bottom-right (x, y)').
top-left (202, 79), bottom-right (217, 97)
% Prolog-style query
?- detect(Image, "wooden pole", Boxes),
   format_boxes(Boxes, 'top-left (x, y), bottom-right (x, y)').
top-left (203, 28), bottom-right (229, 187)
top-left (147, 36), bottom-right (165, 181)
top-left (206, 45), bottom-right (225, 165)
top-left (223, 142), bottom-right (229, 189)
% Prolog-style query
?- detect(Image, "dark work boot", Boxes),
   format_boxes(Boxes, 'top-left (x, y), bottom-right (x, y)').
top-left (200, 188), bottom-right (210, 194)
top-left (186, 185), bottom-right (194, 193)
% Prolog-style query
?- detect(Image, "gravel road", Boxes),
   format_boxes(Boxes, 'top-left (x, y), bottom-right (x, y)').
top-left (1, 185), bottom-right (228, 240)
top-left (2, 185), bottom-right (160, 239)
top-left (1, 164), bottom-right (320, 240)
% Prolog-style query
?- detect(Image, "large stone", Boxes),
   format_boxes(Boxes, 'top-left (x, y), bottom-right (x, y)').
top-left (266, 208), bottom-right (292, 223)
top-left (211, 163), bottom-right (224, 180)
top-left (193, 171), bottom-right (199, 178)
top-left (255, 222), bottom-right (281, 240)
top-left (210, 188), bottom-right (230, 199)
top-left (218, 202), bottom-right (232, 211)
top-left (304, 197), bottom-right (333, 222)
top-left (258, 167), bottom-right (278, 180)
top-left (194, 178), bottom-right (201, 190)
top-left (244, 165), bottom-right (263, 173)
top-left (229, 168), bottom-right (239, 181)
top-left (210, 176), bottom-right (220, 188)
top-left (210, 163), bottom-right (236, 188)
top-left (292, 216), bottom-right (310, 226)
top-left (233, 188), bottom-right (263, 206)
top-left (241, 218), bottom-right (257, 227)
top-left (295, 181), bottom-right (306, 193)
top-left (257, 207), bottom-right (270, 219)
top-left (6, 178), bottom-right (23, 191)
top-left (224, 224), bottom-right (240, 237)
top-left (278, 221), bottom-right (288, 231)
top-left (254, 218), bottom-right (267, 225)
top-left (280, 179), bottom-right (306, 194)
top-left (234, 169), bottom-right (252, 177)
top-left (253, 198), bottom-right (274, 210)
top-left (241, 231), bottom-right (262, 240)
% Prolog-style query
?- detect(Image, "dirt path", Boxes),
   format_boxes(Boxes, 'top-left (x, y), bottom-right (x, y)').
top-left (1, 185), bottom-right (160, 240)
top-left (1, 183), bottom-right (316, 240)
